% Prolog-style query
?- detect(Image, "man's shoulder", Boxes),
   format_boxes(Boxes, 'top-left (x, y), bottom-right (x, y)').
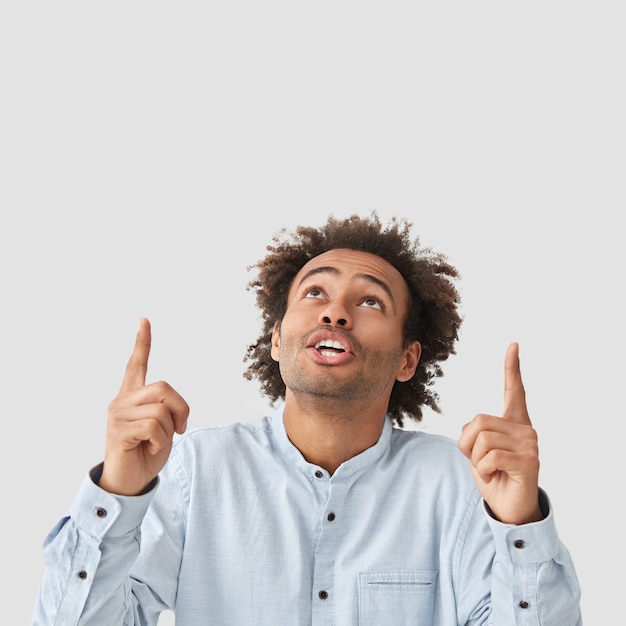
top-left (391, 426), bottom-right (459, 450)
top-left (172, 415), bottom-right (273, 450)
top-left (389, 426), bottom-right (470, 469)
top-left (162, 415), bottom-right (279, 484)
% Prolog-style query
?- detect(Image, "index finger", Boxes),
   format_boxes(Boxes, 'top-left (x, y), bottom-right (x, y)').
top-left (119, 317), bottom-right (151, 393)
top-left (502, 342), bottom-right (531, 424)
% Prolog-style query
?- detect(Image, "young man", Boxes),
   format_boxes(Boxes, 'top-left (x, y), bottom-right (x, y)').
top-left (33, 214), bottom-right (582, 624)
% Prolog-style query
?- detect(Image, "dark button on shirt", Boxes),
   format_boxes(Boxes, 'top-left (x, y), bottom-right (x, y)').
top-left (514, 539), bottom-right (525, 549)
top-left (318, 590), bottom-right (328, 600)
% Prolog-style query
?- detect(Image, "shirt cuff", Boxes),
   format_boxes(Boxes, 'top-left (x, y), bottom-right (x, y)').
top-left (68, 464), bottom-right (159, 539)
top-left (484, 488), bottom-right (561, 564)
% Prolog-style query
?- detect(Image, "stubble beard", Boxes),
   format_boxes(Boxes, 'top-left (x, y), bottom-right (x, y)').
top-left (279, 338), bottom-right (406, 406)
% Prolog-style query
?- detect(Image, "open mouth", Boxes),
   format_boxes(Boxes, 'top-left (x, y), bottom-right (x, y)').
top-left (315, 340), bottom-right (347, 357)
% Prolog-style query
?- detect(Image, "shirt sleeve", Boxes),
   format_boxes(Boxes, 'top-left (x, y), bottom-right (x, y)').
top-left (483, 489), bottom-right (582, 625)
top-left (32, 464), bottom-right (175, 626)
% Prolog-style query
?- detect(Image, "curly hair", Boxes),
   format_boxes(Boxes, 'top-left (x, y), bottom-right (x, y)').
top-left (243, 212), bottom-right (462, 427)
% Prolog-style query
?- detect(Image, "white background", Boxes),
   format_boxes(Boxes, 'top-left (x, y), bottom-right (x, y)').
top-left (2, 3), bottom-right (623, 624)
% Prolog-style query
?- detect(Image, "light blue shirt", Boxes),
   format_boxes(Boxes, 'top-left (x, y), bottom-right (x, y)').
top-left (33, 407), bottom-right (582, 625)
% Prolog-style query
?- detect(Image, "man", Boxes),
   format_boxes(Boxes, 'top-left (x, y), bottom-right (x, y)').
top-left (33, 213), bottom-right (582, 624)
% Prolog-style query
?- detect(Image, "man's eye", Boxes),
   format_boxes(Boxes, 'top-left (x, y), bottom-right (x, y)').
top-left (361, 298), bottom-right (382, 310)
top-left (305, 288), bottom-right (323, 298)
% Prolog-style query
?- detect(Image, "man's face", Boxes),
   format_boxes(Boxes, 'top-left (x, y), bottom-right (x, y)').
top-left (271, 248), bottom-right (421, 405)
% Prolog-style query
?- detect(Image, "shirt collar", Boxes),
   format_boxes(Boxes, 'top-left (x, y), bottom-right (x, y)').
top-left (269, 403), bottom-right (393, 480)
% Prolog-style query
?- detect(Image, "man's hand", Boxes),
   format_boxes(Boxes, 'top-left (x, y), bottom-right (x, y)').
top-left (99, 318), bottom-right (190, 496)
top-left (458, 343), bottom-right (542, 524)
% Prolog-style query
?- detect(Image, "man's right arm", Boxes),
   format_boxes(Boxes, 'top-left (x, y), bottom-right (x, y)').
top-left (32, 467), bottom-right (161, 624)
top-left (32, 319), bottom-right (189, 624)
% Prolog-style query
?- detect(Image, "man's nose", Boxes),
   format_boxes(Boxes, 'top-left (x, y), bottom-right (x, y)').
top-left (318, 302), bottom-right (352, 328)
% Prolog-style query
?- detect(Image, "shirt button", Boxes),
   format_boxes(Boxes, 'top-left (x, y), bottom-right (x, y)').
top-left (519, 600), bottom-right (529, 609)
top-left (513, 539), bottom-right (525, 549)
top-left (318, 590), bottom-right (328, 600)
top-left (327, 512), bottom-right (336, 521)
top-left (78, 570), bottom-right (88, 580)
top-left (95, 507), bottom-right (107, 518)
top-left (314, 470), bottom-right (324, 479)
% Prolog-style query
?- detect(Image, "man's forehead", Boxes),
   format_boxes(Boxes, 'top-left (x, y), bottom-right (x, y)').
top-left (292, 248), bottom-right (409, 302)
top-left (297, 248), bottom-right (399, 277)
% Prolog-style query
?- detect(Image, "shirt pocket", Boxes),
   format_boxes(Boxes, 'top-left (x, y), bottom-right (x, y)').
top-left (358, 570), bottom-right (438, 626)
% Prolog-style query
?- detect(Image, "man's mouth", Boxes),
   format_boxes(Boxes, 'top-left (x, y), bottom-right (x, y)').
top-left (314, 339), bottom-right (347, 357)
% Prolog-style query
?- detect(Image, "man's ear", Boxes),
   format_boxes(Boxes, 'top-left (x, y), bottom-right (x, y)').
top-left (270, 322), bottom-right (281, 362)
top-left (396, 340), bottom-right (421, 382)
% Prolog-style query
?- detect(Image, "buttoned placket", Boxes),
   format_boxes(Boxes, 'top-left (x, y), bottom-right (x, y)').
top-left (270, 409), bottom-right (392, 624)
top-left (309, 467), bottom-right (349, 626)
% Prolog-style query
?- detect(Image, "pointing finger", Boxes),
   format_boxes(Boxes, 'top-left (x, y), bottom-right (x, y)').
top-left (503, 342), bottom-right (531, 425)
top-left (120, 318), bottom-right (151, 393)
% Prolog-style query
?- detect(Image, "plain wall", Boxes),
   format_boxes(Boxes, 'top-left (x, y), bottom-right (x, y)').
top-left (2, 3), bottom-right (622, 623)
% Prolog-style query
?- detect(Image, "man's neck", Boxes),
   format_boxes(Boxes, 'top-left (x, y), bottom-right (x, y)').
top-left (282, 393), bottom-right (388, 475)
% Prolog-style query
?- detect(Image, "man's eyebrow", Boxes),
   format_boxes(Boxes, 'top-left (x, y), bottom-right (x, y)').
top-left (296, 266), bottom-right (396, 309)
top-left (296, 266), bottom-right (338, 289)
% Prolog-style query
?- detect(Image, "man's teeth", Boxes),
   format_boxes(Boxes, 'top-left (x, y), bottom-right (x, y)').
top-left (315, 340), bottom-right (345, 353)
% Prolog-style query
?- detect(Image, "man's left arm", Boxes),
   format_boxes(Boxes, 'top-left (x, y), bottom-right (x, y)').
top-left (458, 343), bottom-right (582, 623)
